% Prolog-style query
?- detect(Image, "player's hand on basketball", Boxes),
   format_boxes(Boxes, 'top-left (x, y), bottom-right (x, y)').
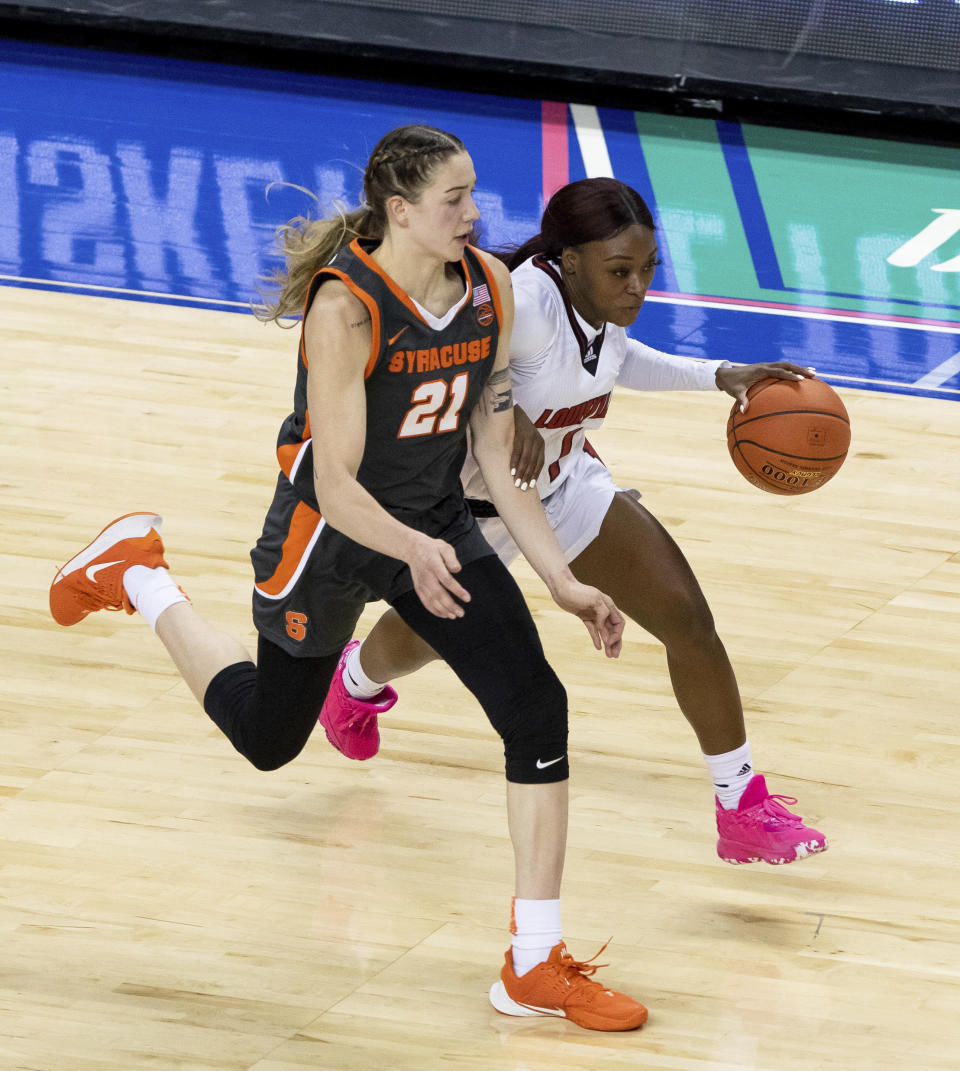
top-left (510, 406), bottom-right (544, 491)
top-left (550, 576), bottom-right (624, 658)
top-left (406, 535), bottom-right (471, 619)
top-left (716, 361), bottom-right (816, 413)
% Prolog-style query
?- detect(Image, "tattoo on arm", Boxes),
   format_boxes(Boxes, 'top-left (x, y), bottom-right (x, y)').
top-left (349, 315), bottom-right (371, 329)
top-left (484, 367), bottom-right (513, 414)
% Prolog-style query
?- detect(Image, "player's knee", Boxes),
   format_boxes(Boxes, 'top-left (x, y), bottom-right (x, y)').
top-left (682, 596), bottom-right (718, 645)
top-left (243, 739), bottom-right (305, 772)
top-left (499, 668), bottom-right (569, 784)
top-left (203, 661), bottom-right (311, 772)
top-left (657, 588), bottom-right (717, 649)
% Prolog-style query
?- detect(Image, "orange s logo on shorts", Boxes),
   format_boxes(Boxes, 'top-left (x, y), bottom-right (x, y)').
top-left (285, 611), bottom-right (308, 642)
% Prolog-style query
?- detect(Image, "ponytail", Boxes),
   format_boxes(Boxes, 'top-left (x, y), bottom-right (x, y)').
top-left (257, 204), bottom-right (379, 325)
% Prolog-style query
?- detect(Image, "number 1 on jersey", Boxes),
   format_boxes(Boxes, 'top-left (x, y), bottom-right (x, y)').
top-left (548, 428), bottom-right (578, 482)
top-left (399, 371), bottom-right (469, 438)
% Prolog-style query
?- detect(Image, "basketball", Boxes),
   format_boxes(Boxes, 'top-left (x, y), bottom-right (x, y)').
top-left (726, 377), bottom-right (850, 495)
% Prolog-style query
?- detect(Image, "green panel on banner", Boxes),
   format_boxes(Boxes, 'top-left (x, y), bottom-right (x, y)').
top-left (632, 112), bottom-right (758, 298)
top-left (743, 125), bottom-right (960, 317)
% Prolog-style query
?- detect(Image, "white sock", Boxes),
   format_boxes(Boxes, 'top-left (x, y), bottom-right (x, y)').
top-left (122, 565), bottom-right (189, 631)
top-left (511, 898), bottom-right (562, 977)
top-left (704, 741), bottom-right (755, 810)
top-left (342, 641), bottom-right (387, 699)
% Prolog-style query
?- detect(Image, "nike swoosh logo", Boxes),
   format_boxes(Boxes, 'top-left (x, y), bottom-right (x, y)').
top-left (387, 326), bottom-right (408, 346)
top-left (85, 560), bottom-right (123, 582)
top-left (518, 1001), bottom-right (566, 1017)
top-left (536, 756), bottom-right (565, 769)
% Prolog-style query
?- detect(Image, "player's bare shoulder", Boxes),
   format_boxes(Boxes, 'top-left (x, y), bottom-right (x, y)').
top-left (473, 247), bottom-right (513, 292)
top-left (304, 277), bottom-right (372, 357)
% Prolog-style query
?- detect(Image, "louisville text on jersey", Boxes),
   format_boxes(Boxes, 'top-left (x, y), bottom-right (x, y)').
top-left (533, 391), bottom-right (611, 429)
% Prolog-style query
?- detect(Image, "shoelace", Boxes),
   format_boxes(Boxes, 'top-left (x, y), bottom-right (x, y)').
top-left (758, 793), bottom-right (803, 827)
top-left (75, 588), bottom-right (124, 613)
top-left (554, 941), bottom-right (614, 1000)
top-left (345, 707), bottom-right (376, 731)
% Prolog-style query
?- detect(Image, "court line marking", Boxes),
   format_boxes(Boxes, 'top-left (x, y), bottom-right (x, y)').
top-left (0, 274), bottom-right (251, 309)
top-left (4, 272), bottom-right (957, 336)
top-left (820, 371), bottom-right (960, 396)
top-left (648, 289), bottom-right (960, 330)
top-left (5, 276), bottom-right (960, 392)
top-left (912, 350), bottom-right (960, 388)
top-left (645, 293), bottom-right (960, 335)
top-left (8, 271), bottom-right (955, 336)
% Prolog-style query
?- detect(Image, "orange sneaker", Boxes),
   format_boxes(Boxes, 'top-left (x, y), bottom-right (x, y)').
top-left (489, 941), bottom-right (647, 1031)
top-left (50, 512), bottom-right (167, 626)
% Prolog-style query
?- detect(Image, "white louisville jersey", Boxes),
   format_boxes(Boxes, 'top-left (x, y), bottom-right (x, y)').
top-left (461, 253), bottom-right (728, 502)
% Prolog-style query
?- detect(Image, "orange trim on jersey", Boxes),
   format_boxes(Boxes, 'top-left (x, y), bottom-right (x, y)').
top-left (277, 442), bottom-right (302, 480)
top-left (276, 411), bottom-right (312, 472)
top-left (318, 265), bottom-right (383, 378)
top-left (470, 245), bottom-right (504, 330)
top-left (254, 500), bottom-right (323, 597)
top-left (299, 269), bottom-right (324, 372)
top-left (350, 237), bottom-right (433, 329)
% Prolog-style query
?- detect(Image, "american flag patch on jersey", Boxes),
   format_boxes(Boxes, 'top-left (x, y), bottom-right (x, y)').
top-left (473, 283), bottom-right (490, 306)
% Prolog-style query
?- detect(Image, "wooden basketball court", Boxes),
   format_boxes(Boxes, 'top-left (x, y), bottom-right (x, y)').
top-left (3, 283), bottom-right (958, 1069)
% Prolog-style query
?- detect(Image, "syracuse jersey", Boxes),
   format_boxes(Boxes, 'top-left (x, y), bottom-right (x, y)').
top-left (277, 237), bottom-right (502, 516)
top-left (461, 253), bottom-right (726, 503)
top-left (250, 238), bottom-right (503, 655)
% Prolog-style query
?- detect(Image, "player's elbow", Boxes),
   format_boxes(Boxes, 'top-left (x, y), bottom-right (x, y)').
top-left (312, 462), bottom-right (356, 520)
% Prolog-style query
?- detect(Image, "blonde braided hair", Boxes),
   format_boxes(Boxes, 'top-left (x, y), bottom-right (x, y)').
top-left (258, 125), bottom-right (465, 324)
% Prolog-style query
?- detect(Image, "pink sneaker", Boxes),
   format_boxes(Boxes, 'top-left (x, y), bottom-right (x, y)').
top-left (716, 774), bottom-right (828, 865)
top-left (318, 640), bottom-right (397, 760)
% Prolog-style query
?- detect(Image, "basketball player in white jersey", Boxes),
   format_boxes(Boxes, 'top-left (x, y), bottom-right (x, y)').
top-left (320, 178), bottom-right (829, 893)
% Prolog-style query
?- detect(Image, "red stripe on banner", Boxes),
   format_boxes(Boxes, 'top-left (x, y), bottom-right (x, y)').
top-left (541, 100), bottom-right (569, 209)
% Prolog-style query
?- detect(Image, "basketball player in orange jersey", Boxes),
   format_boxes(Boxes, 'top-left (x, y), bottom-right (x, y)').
top-left (49, 128), bottom-right (650, 1031)
top-left (320, 178), bottom-right (829, 879)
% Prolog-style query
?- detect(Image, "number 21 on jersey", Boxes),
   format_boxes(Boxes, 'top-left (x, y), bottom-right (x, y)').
top-left (398, 371), bottom-right (469, 438)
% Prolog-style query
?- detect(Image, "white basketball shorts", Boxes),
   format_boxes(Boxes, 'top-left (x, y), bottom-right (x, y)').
top-left (478, 449), bottom-right (621, 567)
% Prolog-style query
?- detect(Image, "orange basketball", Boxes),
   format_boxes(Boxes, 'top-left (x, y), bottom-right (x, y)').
top-left (726, 377), bottom-right (850, 495)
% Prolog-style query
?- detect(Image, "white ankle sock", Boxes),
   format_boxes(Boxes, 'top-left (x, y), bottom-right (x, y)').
top-left (343, 642), bottom-right (386, 699)
top-left (122, 565), bottom-right (189, 631)
top-left (704, 741), bottom-right (754, 809)
top-left (511, 897), bottom-right (562, 977)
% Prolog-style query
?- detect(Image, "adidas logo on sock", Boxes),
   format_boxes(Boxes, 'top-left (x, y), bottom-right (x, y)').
top-left (737, 763), bottom-right (753, 777)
